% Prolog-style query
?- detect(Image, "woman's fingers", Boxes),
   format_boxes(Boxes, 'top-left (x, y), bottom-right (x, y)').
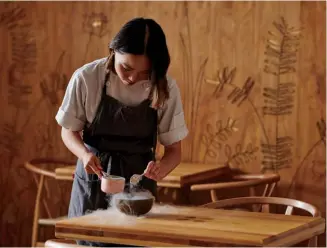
top-left (91, 164), bottom-right (102, 178)
top-left (144, 161), bottom-right (160, 180)
top-left (87, 160), bottom-right (102, 178)
top-left (83, 152), bottom-right (103, 178)
top-left (151, 165), bottom-right (160, 176)
top-left (85, 165), bottom-right (93, 174)
top-left (94, 157), bottom-right (103, 172)
top-left (144, 161), bottom-right (155, 178)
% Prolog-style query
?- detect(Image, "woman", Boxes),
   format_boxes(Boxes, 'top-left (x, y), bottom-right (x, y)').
top-left (55, 17), bottom-right (188, 246)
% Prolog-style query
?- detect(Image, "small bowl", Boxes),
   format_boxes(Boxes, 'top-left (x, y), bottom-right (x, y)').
top-left (101, 175), bottom-right (125, 194)
top-left (113, 192), bottom-right (154, 216)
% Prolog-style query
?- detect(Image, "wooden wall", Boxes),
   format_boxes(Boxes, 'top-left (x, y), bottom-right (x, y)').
top-left (0, 1), bottom-right (325, 246)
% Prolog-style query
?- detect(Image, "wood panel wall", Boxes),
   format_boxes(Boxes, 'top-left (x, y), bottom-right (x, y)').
top-left (0, 1), bottom-right (325, 246)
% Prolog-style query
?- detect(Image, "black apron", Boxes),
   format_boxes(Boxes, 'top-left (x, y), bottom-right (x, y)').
top-left (68, 76), bottom-right (157, 247)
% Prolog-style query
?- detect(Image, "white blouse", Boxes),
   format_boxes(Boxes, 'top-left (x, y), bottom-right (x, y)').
top-left (55, 57), bottom-right (188, 146)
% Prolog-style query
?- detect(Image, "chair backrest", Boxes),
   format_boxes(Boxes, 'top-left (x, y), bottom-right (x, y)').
top-left (202, 196), bottom-right (320, 217)
top-left (229, 173), bottom-right (280, 197)
top-left (190, 173), bottom-right (280, 201)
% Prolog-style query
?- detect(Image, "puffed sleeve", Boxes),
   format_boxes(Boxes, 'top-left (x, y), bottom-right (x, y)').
top-left (55, 69), bottom-right (87, 131)
top-left (157, 78), bottom-right (189, 146)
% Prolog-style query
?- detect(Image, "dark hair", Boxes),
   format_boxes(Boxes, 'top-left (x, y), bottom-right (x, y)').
top-left (105, 17), bottom-right (170, 108)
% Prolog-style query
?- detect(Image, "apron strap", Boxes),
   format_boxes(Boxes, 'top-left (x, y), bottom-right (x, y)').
top-left (103, 71), bottom-right (110, 94)
top-left (152, 111), bottom-right (158, 161)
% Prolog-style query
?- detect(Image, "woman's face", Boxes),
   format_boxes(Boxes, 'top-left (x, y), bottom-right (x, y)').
top-left (114, 52), bottom-right (151, 85)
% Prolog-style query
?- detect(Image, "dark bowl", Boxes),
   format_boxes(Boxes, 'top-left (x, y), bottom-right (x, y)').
top-left (114, 196), bottom-right (154, 216)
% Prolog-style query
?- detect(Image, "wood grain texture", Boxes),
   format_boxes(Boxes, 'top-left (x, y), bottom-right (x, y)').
top-left (55, 205), bottom-right (325, 247)
top-left (0, 1), bottom-right (325, 246)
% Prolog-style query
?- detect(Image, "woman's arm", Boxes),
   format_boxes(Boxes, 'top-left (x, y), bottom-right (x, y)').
top-left (144, 141), bottom-right (181, 181)
top-left (159, 141), bottom-right (181, 173)
top-left (61, 127), bottom-right (102, 177)
top-left (144, 77), bottom-right (188, 181)
top-left (56, 68), bottom-right (103, 178)
top-left (61, 128), bottom-right (89, 160)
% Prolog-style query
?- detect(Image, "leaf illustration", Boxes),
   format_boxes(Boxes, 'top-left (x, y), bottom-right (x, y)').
top-left (211, 140), bottom-right (222, 150)
top-left (201, 118), bottom-right (238, 163)
top-left (263, 17), bottom-right (300, 116)
top-left (261, 136), bottom-right (293, 171)
top-left (211, 67), bottom-right (237, 98)
top-left (200, 135), bottom-right (209, 146)
top-left (317, 118), bottom-right (326, 144)
top-left (261, 17), bottom-right (301, 172)
top-left (218, 133), bottom-right (228, 141)
top-left (206, 123), bottom-right (215, 136)
top-left (235, 144), bottom-right (242, 153)
top-left (226, 143), bottom-right (259, 168)
top-left (216, 120), bottom-right (222, 131)
top-left (246, 143), bottom-right (253, 152)
top-left (225, 144), bottom-right (232, 158)
top-left (207, 149), bottom-right (217, 158)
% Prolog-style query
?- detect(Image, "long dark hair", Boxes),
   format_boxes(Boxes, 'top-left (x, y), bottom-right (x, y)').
top-left (104, 17), bottom-right (170, 108)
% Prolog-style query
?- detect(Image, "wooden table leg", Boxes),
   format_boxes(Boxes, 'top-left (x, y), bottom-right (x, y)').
top-left (157, 186), bottom-right (191, 206)
top-left (178, 186), bottom-right (191, 205)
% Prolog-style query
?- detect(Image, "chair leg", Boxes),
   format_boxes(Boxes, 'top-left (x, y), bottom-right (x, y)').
top-left (32, 175), bottom-right (44, 247)
top-left (267, 183), bottom-right (276, 197)
top-left (308, 236), bottom-right (317, 247)
top-left (210, 190), bottom-right (219, 202)
top-left (249, 187), bottom-right (256, 196)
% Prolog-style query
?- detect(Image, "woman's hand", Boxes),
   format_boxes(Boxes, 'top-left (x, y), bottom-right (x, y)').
top-left (82, 152), bottom-right (103, 178)
top-left (143, 161), bottom-right (167, 181)
top-left (144, 141), bottom-right (182, 181)
top-left (61, 128), bottom-right (103, 178)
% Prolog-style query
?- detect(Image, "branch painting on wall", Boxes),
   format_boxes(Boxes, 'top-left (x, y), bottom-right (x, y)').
top-left (22, 51), bottom-right (68, 156)
top-left (0, 4), bottom-right (70, 245)
top-left (201, 117), bottom-right (238, 163)
top-left (0, 3), bottom-right (37, 246)
top-left (196, 67), bottom-right (265, 172)
top-left (0, 4), bottom-right (36, 74)
top-left (261, 17), bottom-right (301, 172)
top-left (287, 118), bottom-right (326, 213)
top-left (20, 50), bottom-right (72, 244)
top-left (178, 1), bottom-right (210, 161)
top-left (82, 12), bottom-right (110, 63)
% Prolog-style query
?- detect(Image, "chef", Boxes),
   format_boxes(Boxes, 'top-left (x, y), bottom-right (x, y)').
top-left (55, 17), bottom-right (188, 246)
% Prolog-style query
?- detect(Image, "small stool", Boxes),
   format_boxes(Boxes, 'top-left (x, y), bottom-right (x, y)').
top-left (25, 158), bottom-right (75, 247)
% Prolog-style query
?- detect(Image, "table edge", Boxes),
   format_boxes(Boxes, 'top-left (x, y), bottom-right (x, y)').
top-left (263, 218), bottom-right (325, 246)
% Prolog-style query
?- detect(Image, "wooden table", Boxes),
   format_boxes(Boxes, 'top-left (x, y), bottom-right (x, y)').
top-left (55, 205), bottom-right (325, 247)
